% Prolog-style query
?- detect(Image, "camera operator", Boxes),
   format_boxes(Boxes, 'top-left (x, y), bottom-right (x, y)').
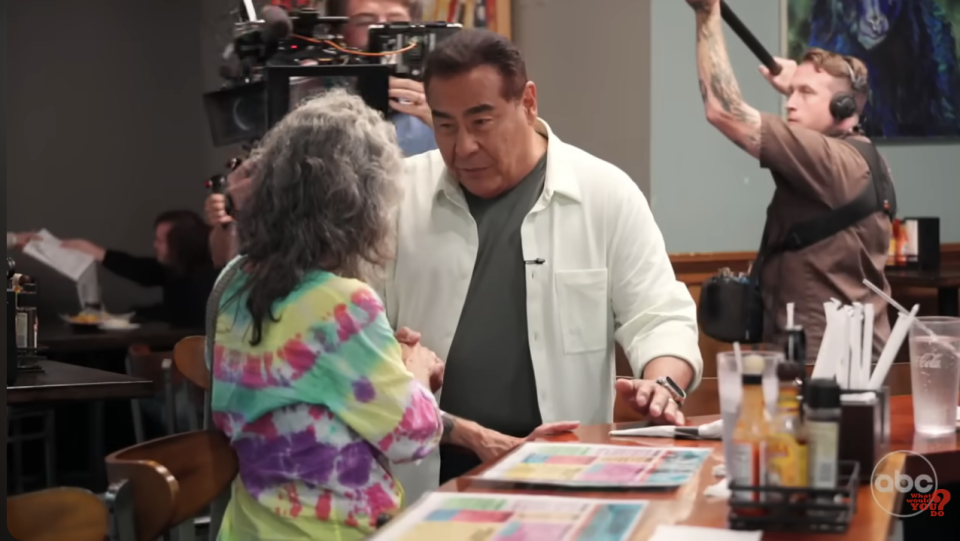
top-left (328, 0), bottom-right (436, 155)
top-left (206, 0), bottom-right (435, 265)
top-left (686, 0), bottom-right (894, 360)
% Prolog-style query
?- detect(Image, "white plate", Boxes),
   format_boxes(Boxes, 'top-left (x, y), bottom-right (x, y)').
top-left (98, 321), bottom-right (141, 331)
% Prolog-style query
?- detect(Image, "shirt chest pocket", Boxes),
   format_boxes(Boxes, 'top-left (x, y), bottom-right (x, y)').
top-left (554, 269), bottom-right (609, 354)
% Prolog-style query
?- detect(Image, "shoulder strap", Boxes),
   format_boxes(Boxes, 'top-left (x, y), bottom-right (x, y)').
top-left (205, 256), bottom-right (245, 373)
top-left (765, 138), bottom-right (894, 256)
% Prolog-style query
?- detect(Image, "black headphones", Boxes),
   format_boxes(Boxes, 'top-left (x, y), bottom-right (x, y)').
top-left (829, 58), bottom-right (868, 121)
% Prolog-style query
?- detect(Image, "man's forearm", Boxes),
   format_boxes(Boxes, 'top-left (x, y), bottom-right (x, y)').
top-left (440, 412), bottom-right (485, 449)
top-left (641, 356), bottom-right (695, 391)
top-left (692, 2), bottom-right (762, 156)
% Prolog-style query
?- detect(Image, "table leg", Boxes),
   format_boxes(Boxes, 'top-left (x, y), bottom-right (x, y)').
top-left (937, 287), bottom-right (959, 317)
top-left (89, 401), bottom-right (106, 492)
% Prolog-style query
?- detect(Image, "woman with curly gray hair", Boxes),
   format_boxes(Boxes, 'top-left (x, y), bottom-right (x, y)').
top-left (208, 89), bottom-right (443, 540)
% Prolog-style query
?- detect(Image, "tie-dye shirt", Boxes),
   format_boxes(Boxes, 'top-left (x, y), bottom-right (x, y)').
top-left (209, 259), bottom-right (443, 540)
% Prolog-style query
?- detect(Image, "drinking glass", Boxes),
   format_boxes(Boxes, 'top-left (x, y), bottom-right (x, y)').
top-left (909, 317), bottom-right (960, 436)
top-left (717, 347), bottom-right (783, 481)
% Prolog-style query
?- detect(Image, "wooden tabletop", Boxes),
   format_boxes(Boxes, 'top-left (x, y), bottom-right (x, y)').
top-left (885, 267), bottom-right (960, 288)
top-left (38, 321), bottom-right (202, 353)
top-left (433, 394), bottom-right (960, 540)
top-left (7, 360), bottom-right (153, 405)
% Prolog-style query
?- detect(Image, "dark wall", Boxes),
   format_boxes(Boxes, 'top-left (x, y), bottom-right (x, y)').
top-left (7, 0), bottom-right (207, 319)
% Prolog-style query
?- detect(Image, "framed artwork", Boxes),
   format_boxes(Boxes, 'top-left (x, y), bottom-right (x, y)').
top-left (421, 0), bottom-right (513, 40)
top-left (784, 0), bottom-right (960, 139)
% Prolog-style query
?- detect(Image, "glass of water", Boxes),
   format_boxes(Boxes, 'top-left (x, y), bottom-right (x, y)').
top-left (717, 347), bottom-right (783, 481)
top-left (909, 316), bottom-right (960, 436)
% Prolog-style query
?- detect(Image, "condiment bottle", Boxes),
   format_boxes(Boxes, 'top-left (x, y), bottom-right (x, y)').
top-left (887, 219), bottom-right (898, 267)
top-left (765, 362), bottom-right (808, 502)
top-left (730, 354), bottom-right (772, 510)
top-left (783, 325), bottom-right (809, 419)
top-left (804, 378), bottom-right (842, 513)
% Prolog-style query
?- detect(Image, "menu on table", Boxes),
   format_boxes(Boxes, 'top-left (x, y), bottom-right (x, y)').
top-left (473, 442), bottom-right (711, 488)
top-left (371, 492), bottom-right (649, 541)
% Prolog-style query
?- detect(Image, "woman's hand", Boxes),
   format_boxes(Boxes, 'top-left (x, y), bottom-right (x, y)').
top-left (60, 239), bottom-right (107, 262)
top-left (401, 342), bottom-right (444, 392)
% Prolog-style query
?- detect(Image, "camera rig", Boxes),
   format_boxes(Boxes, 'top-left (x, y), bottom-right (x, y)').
top-left (202, 4), bottom-right (460, 219)
top-left (202, 4), bottom-right (461, 148)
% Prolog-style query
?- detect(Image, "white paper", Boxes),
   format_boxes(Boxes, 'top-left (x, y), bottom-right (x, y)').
top-left (649, 525), bottom-right (762, 541)
top-left (869, 305), bottom-right (918, 390)
top-left (22, 229), bottom-right (95, 282)
top-left (609, 425), bottom-right (676, 438)
top-left (862, 303), bottom-right (875, 388)
top-left (76, 265), bottom-right (102, 309)
top-left (836, 307), bottom-right (852, 389)
top-left (849, 304), bottom-right (863, 389)
top-left (609, 419), bottom-right (723, 439)
top-left (813, 302), bottom-right (841, 379)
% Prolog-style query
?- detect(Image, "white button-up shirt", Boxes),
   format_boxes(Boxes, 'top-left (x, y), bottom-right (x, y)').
top-left (383, 119), bottom-right (702, 503)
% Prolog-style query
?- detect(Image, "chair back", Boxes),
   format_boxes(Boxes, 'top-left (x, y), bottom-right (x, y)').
top-left (126, 343), bottom-right (179, 394)
top-left (7, 487), bottom-right (109, 541)
top-left (174, 336), bottom-right (209, 390)
top-left (104, 430), bottom-right (238, 541)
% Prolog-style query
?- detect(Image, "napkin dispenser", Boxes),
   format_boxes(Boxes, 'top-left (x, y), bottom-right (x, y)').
top-left (903, 217), bottom-right (940, 270)
top-left (838, 387), bottom-right (890, 482)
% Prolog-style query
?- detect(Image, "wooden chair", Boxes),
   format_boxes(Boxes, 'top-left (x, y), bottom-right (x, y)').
top-left (7, 487), bottom-right (109, 541)
top-left (125, 344), bottom-right (178, 442)
top-left (174, 336), bottom-right (210, 429)
top-left (104, 430), bottom-right (237, 541)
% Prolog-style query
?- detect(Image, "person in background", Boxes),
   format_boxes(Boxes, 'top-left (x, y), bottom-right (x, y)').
top-left (205, 0), bottom-right (435, 268)
top-left (209, 89), bottom-right (443, 540)
top-left (61, 210), bottom-right (217, 328)
top-left (685, 0), bottom-right (893, 362)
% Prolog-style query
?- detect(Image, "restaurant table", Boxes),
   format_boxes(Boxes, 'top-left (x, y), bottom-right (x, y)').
top-left (7, 360), bottom-right (153, 404)
top-left (7, 360), bottom-right (154, 494)
top-left (885, 267), bottom-right (960, 317)
top-left (38, 321), bottom-right (203, 353)
top-left (428, 394), bottom-right (960, 540)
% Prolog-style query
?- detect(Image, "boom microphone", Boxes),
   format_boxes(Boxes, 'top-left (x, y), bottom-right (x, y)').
top-left (719, 1), bottom-right (781, 76)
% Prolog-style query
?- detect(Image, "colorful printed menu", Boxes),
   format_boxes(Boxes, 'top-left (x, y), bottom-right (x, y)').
top-left (371, 492), bottom-right (649, 541)
top-left (474, 442), bottom-right (711, 488)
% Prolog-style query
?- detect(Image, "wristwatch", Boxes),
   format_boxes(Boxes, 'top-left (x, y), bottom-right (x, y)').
top-left (655, 376), bottom-right (687, 407)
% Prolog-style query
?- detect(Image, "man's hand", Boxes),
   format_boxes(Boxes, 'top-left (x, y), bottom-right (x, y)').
top-left (759, 56), bottom-right (797, 96)
top-left (7, 232), bottom-right (40, 250)
top-left (685, 0), bottom-right (719, 11)
top-left (388, 77), bottom-right (432, 128)
top-left (60, 239), bottom-right (107, 262)
top-left (472, 422), bottom-right (581, 463)
top-left (615, 378), bottom-right (685, 426)
top-left (205, 194), bottom-right (233, 227)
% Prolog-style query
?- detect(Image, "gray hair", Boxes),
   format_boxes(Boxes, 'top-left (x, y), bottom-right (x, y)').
top-left (233, 88), bottom-right (402, 345)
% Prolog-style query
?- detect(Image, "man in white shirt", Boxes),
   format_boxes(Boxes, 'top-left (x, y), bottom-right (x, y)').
top-left (386, 29), bottom-right (703, 499)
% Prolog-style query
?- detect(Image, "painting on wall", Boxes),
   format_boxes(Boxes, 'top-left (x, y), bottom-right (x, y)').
top-left (785, 0), bottom-right (960, 139)
top-left (421, 0), bottom-right (512, 39)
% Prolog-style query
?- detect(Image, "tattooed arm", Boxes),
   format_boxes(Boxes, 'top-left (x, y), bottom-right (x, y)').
top-left (690, 0), bottom-right (762, 158)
